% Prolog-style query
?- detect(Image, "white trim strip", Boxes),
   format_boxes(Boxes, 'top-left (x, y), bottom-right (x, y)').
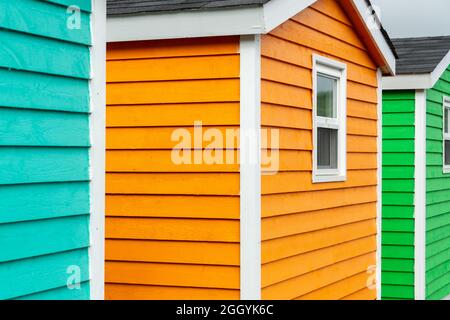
top-left (383, 50), bottom-right (450, 90)
top-left (88, 0), bottom-right (106, 300)
top-left (351, 0), bottom-right (396, 75)
top-left (239, 34), bottom-right (261, 300)
top-left (106, 0), bottom-right (395, 74)
top-left (414, 89), bottom-right (427, 300)
top-left (376, 68), bottom-right (382, 300)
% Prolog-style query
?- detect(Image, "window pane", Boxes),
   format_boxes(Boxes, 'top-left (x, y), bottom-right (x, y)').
top-left (317, 74), bottom-right (337, 118)
top-left (317, 128), bottom-right (338, 169)
top-left (445, 140), bottom-right (450, 166)
top-left (445, 108), bottom-right (449, 134)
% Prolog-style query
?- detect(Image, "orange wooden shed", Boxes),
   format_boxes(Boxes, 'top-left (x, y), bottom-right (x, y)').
top-left (105, 0), bottom-right (396, 300)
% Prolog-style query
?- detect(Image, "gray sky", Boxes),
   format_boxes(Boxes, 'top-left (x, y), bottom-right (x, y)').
top-left (370, 0), bottom-right (450, 38)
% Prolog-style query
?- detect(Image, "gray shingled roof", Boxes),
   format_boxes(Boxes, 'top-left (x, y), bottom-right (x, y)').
top-left (107, 0), bottom-right (270, 16)
top-left (392, 36), bottom-right (450, 75)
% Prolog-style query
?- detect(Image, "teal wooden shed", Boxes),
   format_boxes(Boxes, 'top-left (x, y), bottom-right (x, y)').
top-left (381, 36), bottom-right (450, 300)
top-left (0, 0), bottom-right (105, 299)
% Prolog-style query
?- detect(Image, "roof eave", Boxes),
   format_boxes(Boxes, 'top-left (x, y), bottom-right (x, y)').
top-left (106, 0), bottom-right (396, 74)
top-left (383, 49), bottom-right (450, 90)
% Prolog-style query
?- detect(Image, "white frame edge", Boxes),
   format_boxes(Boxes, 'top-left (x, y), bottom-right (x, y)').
top-left (383, 50), bottom-right (450, 90)
top-left (351, 0), bottom-right (396, 75)
top-left (239, 35), bottom-right (261, 300)
top-left (376, 68), bottom-right (382, 300)
top-left (414, 89), bottom-right (427, 300)
top-left (312, 54), bottom-right (347, 184)
top-left (89, 0), bottom-right (106, 300)
top-left (107, 0), bottom-right (315, 42)
top-left (443, 96), bottom-right (450, 174)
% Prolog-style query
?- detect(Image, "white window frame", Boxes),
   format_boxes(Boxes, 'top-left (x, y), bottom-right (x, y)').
top-left (312, 55), bottom-right (347, 183)
top-left (443, 96), bottom-right (450, 173)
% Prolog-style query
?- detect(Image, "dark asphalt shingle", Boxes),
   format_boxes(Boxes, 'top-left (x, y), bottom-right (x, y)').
top-left (107, 0), bottom-right (270, 16)
top-left (392, 36), bottom-right (450, 74)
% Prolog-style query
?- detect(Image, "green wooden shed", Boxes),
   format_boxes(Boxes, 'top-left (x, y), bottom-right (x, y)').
top-left (381, 36), bottom-right (450, 300)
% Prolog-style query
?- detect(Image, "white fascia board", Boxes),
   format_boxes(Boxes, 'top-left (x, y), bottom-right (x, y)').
top-left (89, 0), bottom-right (106, 300)
top-left (383, 50), bottom-right (450, 90)
top-left (239, 35), bottom-right (261, 300)
top-left (107, 7), bottom-right (265, 42)
top-left (107, 1), bottom-right (317, 42)
top-left (351, 0), bottom-right (396, 75)
top-left (414, 90), bottom-right (427, 301)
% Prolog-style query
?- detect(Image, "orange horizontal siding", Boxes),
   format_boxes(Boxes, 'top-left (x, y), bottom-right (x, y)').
top-left (105, 37), bottom-right (240, 299)
top-left (105, 284), bottom-right (239, 300)
top-left (260, 0), bottom-right (379, 300)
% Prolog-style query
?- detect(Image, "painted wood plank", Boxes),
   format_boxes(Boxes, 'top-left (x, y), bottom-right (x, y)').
top-left (44, 0), bottom-right (92, 12)
top-left (0, 0), bottom-right (91, 45)
top-left (0, 29), bottom-right (89, 79)
top-left (0, 68), bottom-right (89, 113)
top-left (0, 215), bottom-right (90, 262)
top-left (16, 281), bottom-right (90, 300)
top-left (0, 248), bottom-right (89, 299)
top-left (106, 217), bottom-right (239, 242)
top-left (0, 108), bottom-right (89, 146)
top-left (106, 261), bottom-right (239, 289)
top-left (105, 284), bottom-right (238, 300)
top-left (0, 147), bottom-right (89, 185)
top-left (0, 182), bottom-right (90, 224)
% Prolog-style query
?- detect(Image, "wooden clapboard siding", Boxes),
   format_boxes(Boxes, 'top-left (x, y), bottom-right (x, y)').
top-left (0, 0), bottom-right (92, 300)
top-left (105, 36), bottom-right (240, 300)
top-left (425, 66), bottom-right (450, 300)
top-left (381, 90), bottom-right (416, 300)
top-left (260, 0), bottom-right (378, 300)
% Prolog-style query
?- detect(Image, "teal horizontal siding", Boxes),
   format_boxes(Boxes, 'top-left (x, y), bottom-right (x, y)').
top-left (0, 108), bottom-right (89, 146)
top-left (0, 182), bottom-right (90, 224)
top-left (0, 0), bottom-right (91, 45)
top-left (0, 215), bottom-right (90, 262)
top-left (381, 90), bottom-right (416, 300)
top-left (0, 29), bottom-right (90, 79)
top-left (0, 1), bottom-right (92, 300)
top-left (0, 248), bottom-right (89, 300)
top-left (16, 281), bottom-right (90, 300)
top-left (0, 68), bottom-right (89, 113)
top-left (425, 66), bottom-right (450, 300)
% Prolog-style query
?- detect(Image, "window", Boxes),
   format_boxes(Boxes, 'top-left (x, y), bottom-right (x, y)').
top-left (312, 55), bottom-right (347, 183)
top-left (443, 97), bottom-right (450, 173)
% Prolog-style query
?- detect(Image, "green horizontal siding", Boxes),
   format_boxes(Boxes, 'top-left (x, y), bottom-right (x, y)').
top-left (381, 90), bottom-right (416, 300)
top-left (0, 1), bottom-right (92, 300)
top-left (425, 66), bottom-right (450, 300)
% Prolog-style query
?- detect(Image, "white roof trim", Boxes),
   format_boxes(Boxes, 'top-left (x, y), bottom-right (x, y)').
top-left (106, 0), bottom-right (317, 42)
top-left (351, 0), bottom-right (396, 75)
top-left (107, 0), bottom-right (395, 73)
top-left (383, 49), bottom-right (450, 90)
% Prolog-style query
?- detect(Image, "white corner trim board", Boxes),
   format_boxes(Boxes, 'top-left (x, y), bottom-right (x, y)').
top-left (89, 0), bottom-right (106, 300)
top-left (414, 90), bottom-right (427, 300)
top-left (239, 35), bottom-right (261, 300)
top-left (106, 0), bottom-right (395, 75)
top-left (383, 50), bottom-right (450, 90)
top-left (376, 69), bottom-right (382, 300)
